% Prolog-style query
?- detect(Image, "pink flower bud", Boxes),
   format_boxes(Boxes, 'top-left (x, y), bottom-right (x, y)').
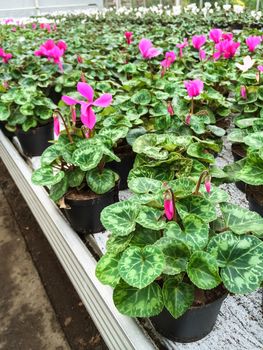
top-left (240, 86), bottom-right (247, 99)
top-left (205, 178), bottom-right (211, 193)
top-left (125, 31), bottom-right (133, 45)
top-left (53, 116), bottom-right (60, 136)
top-left (167, 103), bottom-right (174, 116)
top-left (77, 55), bottom-right (83, 64)
top-left (164, 197), bottom-right (174, 221)
top-left (185, 114), bottom-right (191, 125)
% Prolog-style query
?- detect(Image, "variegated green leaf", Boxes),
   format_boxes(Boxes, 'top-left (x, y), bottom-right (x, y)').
top-left (113, 281), bottom-right (163, 317)
top-left (96, 252), bottom-right (121, 287)
top-left (73, 145), bottom-right (103, 171)
top-left (208, 233), bottom-right (263, 294)
top-left (187, 143), bottom-right (214, 163)
top-left (168, 178), bottom-right (195, 198)
top-left (163, 279), bottom-right (195, 319)
top-left (106, 233), bottom-right (134, 254)
top-left (237, 152), bottom-right (263, 185)
top-left (160, 240), bottom-right (190, 275)
top-left (118, 246), bottom-right (165, 289)
top-left (49, 176), bottom-right (68, 202)
top-left (67, 168), bottom-right (85, 187)
top-left (187, 251), bottom-right (221, 289)
top-left (100, 201), bottom-right (139, 236)
top-left (200, 187), bottom-right (229, 204)
top-left (128, 177), bottom-right (162, 194)
top-left (177, 195), bottom-right (217, 223)
top-left (131, 89), bottom-right (151, 105)
top-left (130, 226), bottom-right (162, 247)
top-left (136, 206), bottom-right (166, 230)
top-left (164, 214), bottom-right (209, 251)
top-left (99, 127), bottom-right (129, 143)
top-left (32, 166), bottom-right (65, 186)
top-left (86, 168), bottom-right (118, 194)
top-left (41, 144), bottom-right (63, 166)
top-left (220, 202), bottom-right (263, 237)
top-left (133, 134), bottom-right (168, 160)
top-left (243, 132), bottom-right (263, 150)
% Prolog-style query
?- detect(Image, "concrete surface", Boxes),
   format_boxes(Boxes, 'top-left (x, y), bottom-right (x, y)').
top-left (0, 186), bottom-right (70, 350)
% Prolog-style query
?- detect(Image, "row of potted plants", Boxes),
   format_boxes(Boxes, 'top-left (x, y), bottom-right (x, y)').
top-left (0, 10), bottom-right (262, 345)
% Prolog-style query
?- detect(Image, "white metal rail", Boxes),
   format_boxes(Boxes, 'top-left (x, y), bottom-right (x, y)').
top-left (0, 130), bottom-right (157, 350)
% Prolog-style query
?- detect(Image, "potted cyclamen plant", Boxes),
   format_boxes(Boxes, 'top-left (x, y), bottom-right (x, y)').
top-left (32, 82), bottom-right (121, 234)
top-left (95, 172), bottom-right (263, 342)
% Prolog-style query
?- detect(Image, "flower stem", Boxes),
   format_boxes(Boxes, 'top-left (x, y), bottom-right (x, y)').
top-left (191, 98), bottom-right (194, 115)
top-left (54, 110), bottom-right (73, 144)
top-left (194, 170), bottom-right (209, 195)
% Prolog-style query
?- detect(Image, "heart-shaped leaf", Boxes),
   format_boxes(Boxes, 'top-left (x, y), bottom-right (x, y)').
top-left (31, 166), bottom-right (65, 186)
top-left (136, 206), bottom-right (166, 230)
top-left (49, 176), bottom-right (68, 202)
top-left (41, 144), bottom-right (63, 166)
top-left (86, 168), bottom-right (117, 194)
top-left (187, 251), bottom-right (221, 289)
top-left (177, 195), bottom-right (217, 223)
top-left (113, 281), bottom-right (163, 317)
top-left (96, 252), bottom-right (121, 287)
top-left (118, 246), bottom-right (165, 289)
top-left (128, 177), bottom-right (162, 194)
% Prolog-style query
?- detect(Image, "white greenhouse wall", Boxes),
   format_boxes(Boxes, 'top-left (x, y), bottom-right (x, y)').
top-left (0, 0), bottom-right (103, 18)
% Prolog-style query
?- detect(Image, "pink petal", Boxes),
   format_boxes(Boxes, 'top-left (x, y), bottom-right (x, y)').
top-left (147, 47), bottom-right (162, 59)
top-left (139, 38), bottom-right (152, 56)
top-left (53, 116), bottom-right (60, 136)
top-left (77, 82), bottom-right (94, 102)
top-left (164, 199), bottom-right (174, 221)
top-left (81, 107), bottom-right (96, 130)
top-left (62, 95), bottom-right (79, 105)
top-left (93, 93), bottom-right (112, 107)
top-left (205, 180), bottom-right (211, 193)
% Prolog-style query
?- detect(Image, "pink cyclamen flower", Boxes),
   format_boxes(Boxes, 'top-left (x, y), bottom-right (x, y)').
top-left (209, 29), bottom-right (222, 44)
top-left (214, 40), bottom-right (240, 60)
top-left (32, 23), bottom-right (37, 30)
top-left (184, 79), bottom-right (204, 98)
top-left (222, 33), bottom-right (233, 41)
top-left (185, 114), bottom-right (191, 125)
top-left (0, 48), bottom-right (12, 64)
top-left (167, 102), bottom-right (174, 116)
top-left (125, 32), bottom-right (133, 45)
top-left (77, 55), bottom-right (83, 64)
top-left (258, 65), bottom-right (263, 72)
top-left (62, 82), bottom-right (112, 130)
top-left (161, 51), bottom-right (176, 68)
top-left (199, 49), bottom-right (206, 60)
top-left (164, 192), bottom-right (174, 221)
top-left (139, 38), bottom-right (161, 59)
top-left (192, 35), bottom-right (206, 50)
top-left (246, 36), bottom-right (261, 52)
top-left (176, 38), bottom-right (188, 58)
top-left (53, 116), bottom-right (60, 136)
top-left (11, 27), bottom-right (17, 32)
top-left (240, 86), bottom-right (247, 99)
top-left (34, 39), bottom-right (66, 72)
top-left (2, 81), bottom-right (9, 89)
top-left (205, 178), bottom-right (211, 193)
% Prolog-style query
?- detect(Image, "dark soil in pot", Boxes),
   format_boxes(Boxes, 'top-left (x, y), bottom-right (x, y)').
top-left (106, 142), bottom-right (135, 190)
top-left (150, 286), bottom-right (227, 343)
top-left (46, 86), bottom-right (62, 105)
top-left (62, 184), bottom-right (119, 235)
top-left (0, 121), bottom-right (14, 140)
top-left (246, 185), bottom-right (263, 217)
top-left (231, 143), bottom-right (247, 193)
top-left (216, 118), bottom-right (231, 130)
top-left (16, 122), bottom-right (54, 157)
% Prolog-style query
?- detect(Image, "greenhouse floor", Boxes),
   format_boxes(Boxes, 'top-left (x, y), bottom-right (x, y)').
top-left (0, 159), bottom-right (108, 350)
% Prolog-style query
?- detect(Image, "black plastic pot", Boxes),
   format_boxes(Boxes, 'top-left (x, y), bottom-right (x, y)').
top-left (63, 185), bottom-right (119, 235)
top-left (16, 122), bottom-right (54, 157)
top-left (0, 121), bottom-right (14, 140)
top-left (150, 293), bottom-right (227, 343)
top-left (107, 152), bottom-right (135, 190)
top-left (246, 185), bottom-right (263, 217)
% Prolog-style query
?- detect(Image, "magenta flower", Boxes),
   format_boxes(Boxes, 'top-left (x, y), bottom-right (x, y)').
top-left (184, 79), bottom-right (204, 98)
top-left (125, 32), bottom-right (133, 45)
top-left (32, 23), bottom-right (37, 30)
top-left (139, 38), bottom-right (161, 59)
top-left (199, 49), bottom-right (206, 60)
top-left (164, 195), bottom-right (174, 221)
top-left (0, 48), bottom-right (12, 64)
top-left (53, 116), bottom-right (60, 136)
top-left (205, 178), bottom-right (211, 193)
top-left (185, 114), bottom-right (191, 125)
top-left (77, 55), bottom-right (83, 64)
top-left (245, 36), bottom-right (261, 52)
top-left (62, 82), bottom-right (112, 130)
top-left (167, 102), bottom-right (174, 116)
top-left (222, 33), bottom-right (233, 41)
top-left (161, 51), bottom-right (176, 68)
top-left (176, 38), bottom-right (188, 58)
top-left (11, 27), bottom-right (17, 32)
top-left (258, 65), bottom-right (263, 72)
top-left (209, 29), bottom-right (222, 44)
top-left (34, 39), bottom-right (66, 71)
top-left (240, 86), bottom-right (247, 99)
top-left (192, 35), bottom-right (206, 50)
top-left (214, 40), bottom-right (240, 60)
